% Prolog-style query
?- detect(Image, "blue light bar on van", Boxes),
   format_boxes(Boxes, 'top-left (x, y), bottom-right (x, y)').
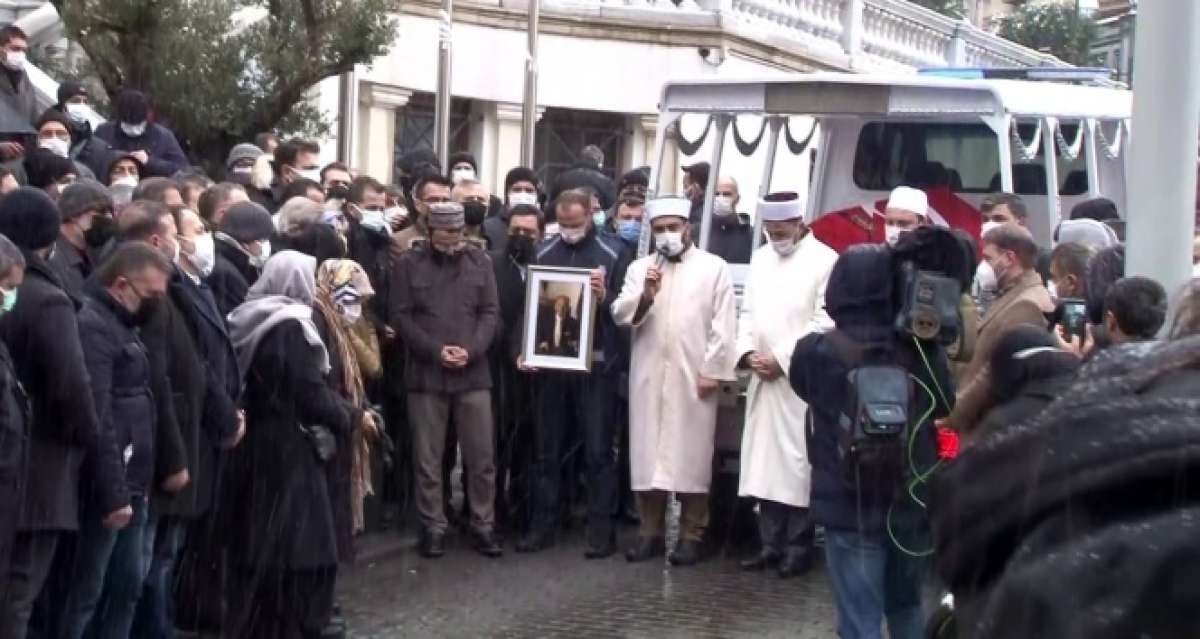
top-left (918, 67), bottom-right (1114, 82)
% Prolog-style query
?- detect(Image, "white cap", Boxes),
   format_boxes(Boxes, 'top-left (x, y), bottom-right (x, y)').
top-left (886, 186), bottom-right (928, 217)
top-left (758, 192), bottom-right (803, 222)
top-left (646, 196), bottom-right (691, 222)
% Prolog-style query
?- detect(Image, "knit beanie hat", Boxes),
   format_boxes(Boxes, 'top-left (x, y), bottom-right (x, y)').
top-left (226, 143), bottom-right (264, 170)
top-left (427, 202), bottom-right (465, 230)
top-left (504, 167), bottom-right (539, 194)
top-left (220, 201), bottom-right (274, 242)
top-left (0, 187), bottom-right (62, 251)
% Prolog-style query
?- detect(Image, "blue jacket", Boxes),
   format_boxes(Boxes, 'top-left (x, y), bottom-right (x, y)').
top-left (95, 121), bottom-right (188, 178)
top-left (78, 285), bottom-right (157, 501)
top-left (534, 228), bottom-right (626, 374)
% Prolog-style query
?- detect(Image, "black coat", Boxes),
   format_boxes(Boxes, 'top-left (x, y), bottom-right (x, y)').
top-left (0, 338), bottom-right (28, 603)
top-left (489, 249), bottom-right (527, 361)
top-left (49, 235), bottom-right (93, 305)
top-left (550, 162), bottom-right (616, 211)
top-left (699, 217), bottom-right (753, 265)
top-left (225, 320), bottom-right (351, 570)
top-left (0, 256), bottom-right (99, 531)
top-left (77, 285), bottom-right (157, 510)
top-left (210, 238), bottom-right (257, 319)
top-left (94, 121), bottom-right (188, 178)
top-left (932, 338), bottom-right (1200, 638)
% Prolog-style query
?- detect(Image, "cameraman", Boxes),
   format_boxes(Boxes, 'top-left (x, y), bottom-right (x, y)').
top-left (789, 244), bottom-right (954, 639)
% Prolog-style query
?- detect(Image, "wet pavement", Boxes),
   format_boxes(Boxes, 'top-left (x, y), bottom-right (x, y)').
top-left (337, 528), bottom-right (838, 638)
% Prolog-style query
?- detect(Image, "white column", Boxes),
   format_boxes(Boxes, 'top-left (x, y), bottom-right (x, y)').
top-left (470, 100), bottom-right (500, 192)
top-left (1126, 0), bottom-right (1200, 316)
top-left (841, 0), bottom-right (864, 62)
top-left (357, 83), bottom-right (412, 184)
top-left (493, 102), bottom-right (544, 190)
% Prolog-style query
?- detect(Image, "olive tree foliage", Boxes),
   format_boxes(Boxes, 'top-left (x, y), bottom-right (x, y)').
top-left (998, 2), bottom-right (1098, 67)
top-left (47, 0), bottom-right (398, 167)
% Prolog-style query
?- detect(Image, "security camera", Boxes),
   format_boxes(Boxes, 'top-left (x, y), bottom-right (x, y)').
top-left (698, 46), bottom-right (726, 67)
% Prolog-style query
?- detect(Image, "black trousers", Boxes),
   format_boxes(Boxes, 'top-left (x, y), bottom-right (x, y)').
top-left (226, 565), bottom-right (336, 639)
top-left (0, 530), bottom-right (64, 639)
top-left (492, 363), bottom-right (535, 532)
top-left (530, 372), bottom-right (616, 546)
top-left (758, 499), bottom-right (815, 556)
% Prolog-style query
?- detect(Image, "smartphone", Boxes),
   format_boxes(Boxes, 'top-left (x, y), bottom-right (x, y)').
top-left (1059, 298), bottom-right (1088, 341)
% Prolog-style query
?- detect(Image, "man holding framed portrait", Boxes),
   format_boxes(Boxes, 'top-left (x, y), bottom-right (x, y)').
top-left (515, 189), bottom-right (626, 560)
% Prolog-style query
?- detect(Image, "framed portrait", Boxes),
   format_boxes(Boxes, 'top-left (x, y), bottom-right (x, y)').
top-left (521, 265), bottom-right (597, 372)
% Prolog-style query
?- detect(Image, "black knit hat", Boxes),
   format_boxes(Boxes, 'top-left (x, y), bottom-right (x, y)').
top-left (220, 201), bottom-right (274, 242)
top-left (398, 148), bottom-right (440, 176)
top-left (448, 151), bottom-right (477, 173)
top-left (0, 187), bottom-right (62, 251)
top-left (36, 108), bottom-right (72, 133)
top-left (618, 167), bottom-right (650, 192)
top-left (56, 80), bottom-right (87, 107)
top-left (504, 167), bottom-right (539, 194)
top-left (58, 178), bottom-right (113, 222)
top-left (115, 89), bottom-right (149, 125)
top-left (24, 149), bottom-right (77, 189)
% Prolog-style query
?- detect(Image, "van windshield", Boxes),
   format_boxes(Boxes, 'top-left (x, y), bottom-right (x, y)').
top-left (854, 122), bottom-right (1001, 194)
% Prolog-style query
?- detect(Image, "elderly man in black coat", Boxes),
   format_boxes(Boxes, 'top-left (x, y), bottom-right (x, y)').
top-left (211, 200), bottom-right (274, 317)
top-left (0, 188), bottom-right (123, 639)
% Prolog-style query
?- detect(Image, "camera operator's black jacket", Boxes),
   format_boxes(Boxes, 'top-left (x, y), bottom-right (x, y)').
top-left (788, 245), bottom-right (953, 534)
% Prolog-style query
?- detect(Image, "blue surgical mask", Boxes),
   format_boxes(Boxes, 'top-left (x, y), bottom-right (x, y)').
top-left (0, 286), bottom-right (17, 314)
top-left (617, 220), bottom-right (641, 242)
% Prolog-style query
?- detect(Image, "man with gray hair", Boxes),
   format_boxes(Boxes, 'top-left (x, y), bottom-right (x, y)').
top-left (50, 179), bottom-right (114, 301)
top-left (387, 201), bottom-right (502, 559)
top-left (451, 177), bottom-right (491, 250)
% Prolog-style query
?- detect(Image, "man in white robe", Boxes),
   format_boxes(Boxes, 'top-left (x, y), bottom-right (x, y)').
top-left (735, 192), bottom-right (837, 578)
top-left (611, 196), bottom-right (737, 566)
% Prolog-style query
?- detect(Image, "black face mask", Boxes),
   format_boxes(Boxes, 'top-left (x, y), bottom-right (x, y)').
top-left (507, 234), bottom-right (536, 264)
top-left (84, 215), bottom-right (116, 249)
top-left (326, 184), bottom-right (350, 202)
top-left (132, 295), bottom-right (160, 326)
top-left (463, 201), bottom-right (487, 227)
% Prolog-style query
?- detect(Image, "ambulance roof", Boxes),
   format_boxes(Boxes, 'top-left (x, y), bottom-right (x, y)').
top-left (659, 73), bottom-right (1131, 121)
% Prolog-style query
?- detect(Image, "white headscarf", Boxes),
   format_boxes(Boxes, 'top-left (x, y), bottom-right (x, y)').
top-left (226, 250), bottom-right (329, 380)
top-left (1054, 218), bottom-right (1119, 252)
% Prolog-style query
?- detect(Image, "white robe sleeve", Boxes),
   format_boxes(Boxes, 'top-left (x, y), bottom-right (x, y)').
top-left (611, 258), bottom-right (645, 328)
top-left (735, 258), bottom-right (757, 365)
top-left (701, 261), bottom-right (738, 382)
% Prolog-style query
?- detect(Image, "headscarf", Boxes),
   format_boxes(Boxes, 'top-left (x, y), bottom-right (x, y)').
top-left (226, 250), bottom-right (329, 380)
top-left (313, 259), bottom-right (374, 407)
top-left (1054, 218), bottom-right (1119, 252)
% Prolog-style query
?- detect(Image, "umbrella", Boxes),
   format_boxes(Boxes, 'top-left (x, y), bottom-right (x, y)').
top-left (0, 99), bottom-right (36, 136)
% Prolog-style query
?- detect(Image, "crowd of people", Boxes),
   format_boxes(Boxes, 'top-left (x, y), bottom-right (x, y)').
top-left (0, 21), bottom-right (1199, 639)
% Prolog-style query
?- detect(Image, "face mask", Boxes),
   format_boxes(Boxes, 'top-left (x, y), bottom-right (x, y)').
top-left (655, 231), bottom-right (685, 257)
top-left (885, 225), bottom-right (907, 248)
top-left (771, 238), bottom-right (798, 257)
top-left (507, 234), bottom-right (536, 264)
top-left (339, 302), bottom-right (363, 324)
top-left (463, 201), bottom-right (487, 227)
top-left (3, 50), bottom-right (24, 71)
top-left (293, 167), bottom-right (320, 183)
top-left (168, 238), bottom-right (181, 265)
top-left (560, 225), bottom-right (587, 244)
top-left (1047, 280), bottom-right (1059, 301)
top-left (188, 232), bottom-right (216, 278)
top-left (66, 103), bottom-right (88, 122)
top-left (326, 184), bottom-right (350, 202)
top-left (509, 192), bottom-right (538, 207)
top-left (40, 137), bottom-right (69, 158)
top-left (0, 286), bottom-right (17, 315)
top-left (974, 260), bottom-right (997, 296)
top-left (592, 211), bottom-right (607, 228)
top-left (361, 209), bottom-right (390, 235)
top-left (131, 294), bottom-right (160, 326)
top-left (617, 220), bottom-right (641, 242)
top-left (121, 121), bottom-right (147, 137)
top-left (1193, 262), bottom-right (1200, 279)
top-left (452, 168), bottom-right (475, 184)
top-left (981, 220), bottom-right (1002, 238)
top-left (84, 215), bottom-right (115, 249)
top-left (250, 239), bottom-right (271, 269)
top-left (714, 196), bottom-right (734, 217)
top-left (385, 206), bottom-right (408, 228)
top-left (112, 175), bottom-right (138, 189)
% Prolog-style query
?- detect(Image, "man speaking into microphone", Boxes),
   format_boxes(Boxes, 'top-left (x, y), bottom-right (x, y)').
top-left (611, 196), bottom-right (737, 567)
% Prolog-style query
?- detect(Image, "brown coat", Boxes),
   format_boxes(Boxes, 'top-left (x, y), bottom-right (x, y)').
top-left (950, 269), bottom-right (1054, 434)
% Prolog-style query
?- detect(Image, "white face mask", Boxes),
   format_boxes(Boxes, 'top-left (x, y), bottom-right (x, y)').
top-left (66, 103), bottom-right (89, 122)
top-left (1194, 262), bottom-right (1200, 279)
top-left (250, 239), bottom-right (271, 269)
top-left (360, 208), bottom-right (391, 235)
top-left (385, 206), bottom-right (408, 227)
top-left (3, 50), bottom-right (24, 71)
top-left (509, 192), bottom-right (538, 207)
top-left (714, 196), bottom-right (734, 217)
top-left (339, 302), bottom-right (363, 324)
top-left (885, 225), bottom-right (904, 248)
top-left (655, 231), bottom-right (685, 257)
top-left (770, 238), bottom-right (798, 257)
top-left (974, 261), bottom-right (998, 296)
top-left (292, 167), bottom-right (320, 183)
top-left (112, 175), bottom-right (138, 189)
top-left (451, 168), bottom-right (476, 184)
top-left (1047, 279), bottom-right (1059, 301)
top-left (188, 232), bottom-right (216, 278)
top-left (559, 225), bottom-right (587, 244)
top-left (40, 137), bottom-right (70, 158)
top-left (121, 121), bottom-right (147, 137)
